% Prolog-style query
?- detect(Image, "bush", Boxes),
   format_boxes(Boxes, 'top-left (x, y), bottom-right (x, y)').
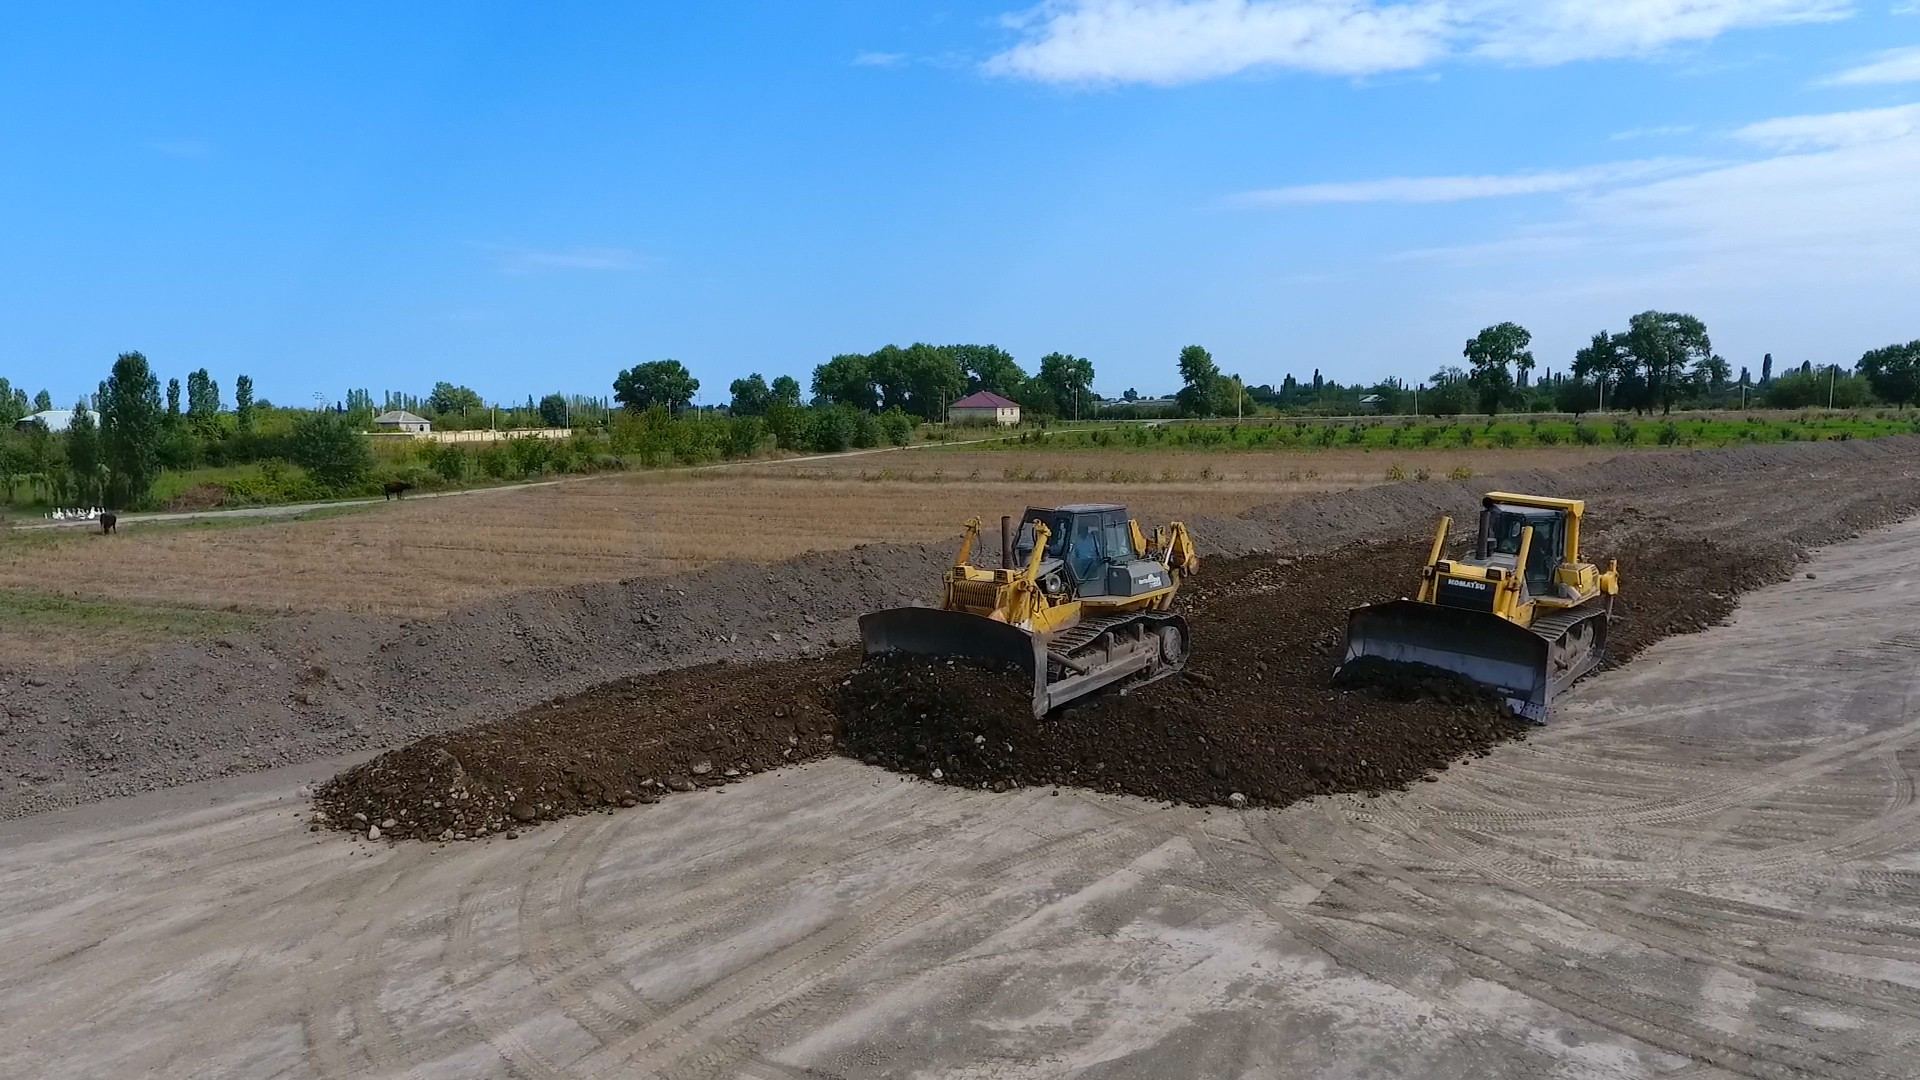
top-left (508, 436), bottom-right (553, 476)
top-left (1456, 427), bottom-right (1475, 446)
top-left (288, 412), bottom-right (373, 489)
top-left (725, 416), bottom-right (764, 459)
top-left (1385, 464), bottom-right (1407, 481)
top-left (1536, 427), bottom-right (1561, 446)
top-left (1572, 424), bottom-right (1599, 446)
top-left (808, 406), bottom-right (855, 452)
top-left (1493, 429), bottom-right (1519, 449)
top-left (851, 411), bottom-right (881, 450)
top-left (1418, 426), bottom-right (1442, 447)
top-left (477, 443), bottom-right (512, 479)
top-left (879, 410), bottom-right (914, 447)
top-left (1612, 419), bottom-right (1636, 444)
top-left (1448, 466), bottom-right (1473, 480)
top-left (1656, 422), bottom-right (1681, 446)
top-left (427, 443), bottom-right (468, 483)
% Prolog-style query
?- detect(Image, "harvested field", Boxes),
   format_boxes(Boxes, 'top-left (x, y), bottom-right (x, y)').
top-left (0, 445), bottom-right (1632, 667)
top-left (5, 437), bottom-right (1919, 821)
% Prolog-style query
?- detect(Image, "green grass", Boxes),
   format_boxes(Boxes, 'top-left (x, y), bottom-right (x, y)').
top-left (965, 412), bottom-right (1920, 454)
top-left (0, 589), bottom-right (255, 639)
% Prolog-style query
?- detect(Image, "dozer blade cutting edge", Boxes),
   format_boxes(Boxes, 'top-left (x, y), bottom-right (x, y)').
top-left (859, 607), bottom-right (1049, 718)
top-left (1340, 599), bottom-right (1575, 723)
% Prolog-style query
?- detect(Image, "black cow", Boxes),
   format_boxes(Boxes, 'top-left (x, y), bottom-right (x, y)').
top-left (100, 512), bottom-right (117, 535)
top-left (383, 481), bottom-right (414, 501)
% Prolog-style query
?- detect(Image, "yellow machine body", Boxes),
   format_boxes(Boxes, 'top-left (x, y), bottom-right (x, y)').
top-left (1341, 492), bottom-right (1620, 721)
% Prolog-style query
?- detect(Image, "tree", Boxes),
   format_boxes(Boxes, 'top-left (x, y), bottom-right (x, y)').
top-left (0, 379), bottom-right (18, 424)
top-left (67, 401), bottom-right (102, 504)
top-left (770, 374), bottom-right (802, 409)
top-left (186, 368), bottom-right (220, 418)
top-left (811, 353), bottom-right (875, 410)
top-left (1462, 322), bottom-right (1535, 415)
top-left (1857, 340), bottom-right (1920, 408)
top-left (1033, 352), bottom-right (1096, 419)
top-left (1761, 353), bottom-right (1774, 386)
top-left (613, 360), bottom-right (699, 413)
top-left (34, 389), bottom-right (52, 412)
top-left (1175, 344), bottom-right (1223, 417)
top-left (1692, 354), bottom-right (1731, 397)
top-left (289, 411), bottom-right (372, 487)
top-left (865, 343), bottom-right (964, 419)
top-left (538, 393), bottom-right (570, 426)
top-left (99, 352), bottom-right (164, 508)
top-left (165, 377), bottom-right (181, 422)
top-left (1622, 311), bottom-right (1711, 414)
top-left (728, 374), bottom-right (773, 416)
top-left (1553, 376), bottom-right (1601, 416)
top-left (1423, 366), bottom-right (1472, 416)
top-left (950, 344), bottom-right (1026, 397)
top-left (1573, 330), bottom-right (1636, 411)
top-left (428, 381), bottom-right (485, 414)
top-left (235, 374), bottom-right (256, 431)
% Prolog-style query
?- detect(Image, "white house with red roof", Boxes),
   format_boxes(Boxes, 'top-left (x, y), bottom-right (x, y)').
top-left (946, 390), bottom-right (1021, 426)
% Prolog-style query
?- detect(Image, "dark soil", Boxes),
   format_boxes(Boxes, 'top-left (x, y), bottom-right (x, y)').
top-left (313, 656), bottom-right (844, 841)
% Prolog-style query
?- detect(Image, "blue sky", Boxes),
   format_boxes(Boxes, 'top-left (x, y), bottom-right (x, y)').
top-left (3, 1), bottom-right (1917, 406)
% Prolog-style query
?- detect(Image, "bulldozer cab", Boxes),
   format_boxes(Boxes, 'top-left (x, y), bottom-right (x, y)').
top-left (1013, 504), bottom-right (1136, 597)
top-left (1481, 503), bottom-right (1566, 599)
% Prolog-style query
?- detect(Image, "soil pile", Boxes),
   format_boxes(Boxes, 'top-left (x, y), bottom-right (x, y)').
top-left (838, 545), bottom-right (1526, 807)
top-left (314, 655), bottom-right (843, 841)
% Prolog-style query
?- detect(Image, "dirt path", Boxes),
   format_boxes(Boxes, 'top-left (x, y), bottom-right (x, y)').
top-left (5, 515), bottom-right (1919, 1077)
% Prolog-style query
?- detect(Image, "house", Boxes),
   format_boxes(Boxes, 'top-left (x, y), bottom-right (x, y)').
top-left (371, 409), bottom-right (432, 434)
top-left (947, 390), bottom-right (1021, 426)
top-left (13, 409), bottom-right (74, 434)
top-left (1358, 394), bottom-right (1386, 413)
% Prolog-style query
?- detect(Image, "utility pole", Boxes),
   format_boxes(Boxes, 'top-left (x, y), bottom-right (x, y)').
top-left (1828, 364), bottom-right (1837, 409)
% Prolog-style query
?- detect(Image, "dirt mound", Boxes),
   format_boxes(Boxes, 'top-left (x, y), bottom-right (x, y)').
top-left (314, 655), bottom-right (844, 841)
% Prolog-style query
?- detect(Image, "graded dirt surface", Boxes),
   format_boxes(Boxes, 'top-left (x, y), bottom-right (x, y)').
top-left (7, 516), bottom-right (1920, 1078)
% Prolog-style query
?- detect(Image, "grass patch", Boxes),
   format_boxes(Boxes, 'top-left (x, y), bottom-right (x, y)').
top-left (959, 412), bottom-right (1917, 454)
top-left (0, 589), bottom-right (255, 639)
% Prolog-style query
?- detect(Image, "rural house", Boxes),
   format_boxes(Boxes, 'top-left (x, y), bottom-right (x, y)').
top-left (372, 409), bottom-right (432, 434)
top-left (947, 390), bottom-right (1021, 426)
top-left (13, 409), bottom-right (74, 434)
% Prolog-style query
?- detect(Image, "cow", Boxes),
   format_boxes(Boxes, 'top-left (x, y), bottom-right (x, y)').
top-left (100, 512), bottom-right (117, 535)
top-left (383, 481), bottom-right (414, 501)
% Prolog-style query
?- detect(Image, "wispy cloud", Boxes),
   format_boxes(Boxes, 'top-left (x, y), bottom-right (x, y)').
top-left (1818, 45), bottom-right (1920, 85)
top-left (985, 0), bottom-right (1854, 85)
top-left (145, 137), bottom-right (212, 159)
top-left (488, 246), bottom-right (644, 274)
top-left (853, 50), bottom-right (908, 67)
top-left (1733, 102), bottom-right (1920, 150)
top-left (1233, 158), bottom-right (1708, 205)
top-left (1610, 124), bottom-right (1698, 141)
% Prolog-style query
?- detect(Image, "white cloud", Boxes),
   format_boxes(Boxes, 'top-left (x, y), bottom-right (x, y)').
top-left (984, 0), bottom-right (1452, 85)
top-left (489, 246), bottom-right (643, 274)
top-left (1468, 0), bottom-right (1851, 66)
top-left (853, 51), bottom-right (908, 67)
top-left (1234, 158), bottom-right (1707, 204)
top-left (1819, 45), bottom-right (1920, 84)
top-left (1610, 124), bottom-right (1699, 140)
top-left (985, 0), bottom-right (1854, 85)
top-left (1733, 102), bottom-right (1920, 149)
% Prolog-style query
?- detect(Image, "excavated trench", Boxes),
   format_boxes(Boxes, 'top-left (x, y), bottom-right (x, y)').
top-left (315, 524), bottom-right (1798, 841)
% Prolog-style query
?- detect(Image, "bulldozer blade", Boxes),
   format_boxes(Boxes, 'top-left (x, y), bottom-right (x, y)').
top-left (1340, 599), bottom-right (1553, 722)
top-left (859, 607), bottom-right (1049, 718)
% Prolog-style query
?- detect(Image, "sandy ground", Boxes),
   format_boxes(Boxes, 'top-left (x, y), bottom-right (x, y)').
top-left (5, 517), bottom-right (1919, 1077)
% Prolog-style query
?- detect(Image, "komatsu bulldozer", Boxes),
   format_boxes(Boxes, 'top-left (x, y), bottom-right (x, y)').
top-left (1338, 492), bottom-right (1619, 722)
top-left (860, 504), bottom-right (1199, 717)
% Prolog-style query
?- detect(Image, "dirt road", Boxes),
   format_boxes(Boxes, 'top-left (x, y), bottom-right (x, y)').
top-left (6, 516), bottom-right (1919, 1077)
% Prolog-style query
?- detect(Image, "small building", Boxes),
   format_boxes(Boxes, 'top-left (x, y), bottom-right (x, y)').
top-left (1358, 394), bottom-right (1386, 413)
top-left (371, 410), bottom-right (432, 434)
top-left (947, 390), bottom-right (1021, 426)
top-left (13, 409), bottom-right (74, 434)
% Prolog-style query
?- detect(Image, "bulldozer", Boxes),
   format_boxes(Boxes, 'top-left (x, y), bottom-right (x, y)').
top-left (1338, 492), bottom-right (1619, 722)
top-left (860, 504), bottom-right (1199, 717)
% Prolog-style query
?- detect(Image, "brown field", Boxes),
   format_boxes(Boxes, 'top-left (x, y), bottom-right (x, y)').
top-left (0, 445), bottom-right (1631, 665)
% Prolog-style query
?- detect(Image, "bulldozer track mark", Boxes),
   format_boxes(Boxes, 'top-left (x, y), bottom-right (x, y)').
top-left (569, 805), bottom-right (1189, 1079)
top-left (1263, 816), bottom-right (1902, 1080)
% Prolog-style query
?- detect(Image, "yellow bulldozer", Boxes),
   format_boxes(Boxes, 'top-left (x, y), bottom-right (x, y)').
top-left (860, 504), bottom-right (1199, 717)
top-left (1339, 492), bottom-right (1619, 722)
